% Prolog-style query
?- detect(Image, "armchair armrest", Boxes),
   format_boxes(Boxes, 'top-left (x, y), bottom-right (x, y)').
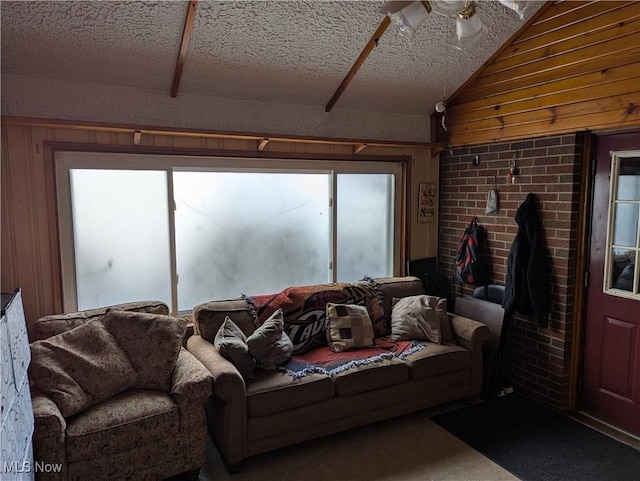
top-left (31, 387), bottom-right (67, 480)
top-left (171, 348), bottom-right (214, 402)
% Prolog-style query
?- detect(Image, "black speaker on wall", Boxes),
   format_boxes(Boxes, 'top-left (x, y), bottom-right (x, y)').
top-left (406, 257), bottom-right (450, 303)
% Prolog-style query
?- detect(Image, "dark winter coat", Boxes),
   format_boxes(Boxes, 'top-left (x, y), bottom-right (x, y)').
top-left (502, 193), bottom-right (552, 328)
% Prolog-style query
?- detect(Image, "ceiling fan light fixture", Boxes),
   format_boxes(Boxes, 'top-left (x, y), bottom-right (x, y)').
top-left (497, 0), bottom-right (534, 20)
top-left (453, 3), bottom-right (487, 50)
top-left (430, 0), bottom-right (466, 17)
top-left (389, 1), bottom-right (432, 39)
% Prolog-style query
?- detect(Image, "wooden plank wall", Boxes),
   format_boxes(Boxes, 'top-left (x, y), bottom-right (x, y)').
top-left (0, 123), bottom-right (438, 325)
top-left (440, 1), bottom-right (640, 147)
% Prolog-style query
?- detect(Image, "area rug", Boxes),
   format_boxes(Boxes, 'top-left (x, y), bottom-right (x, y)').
top-left (432, 393), bottom-right (640, 481)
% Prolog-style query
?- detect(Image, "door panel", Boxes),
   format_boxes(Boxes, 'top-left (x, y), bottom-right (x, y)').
top-left (582, 132), bottom-right (640, 436)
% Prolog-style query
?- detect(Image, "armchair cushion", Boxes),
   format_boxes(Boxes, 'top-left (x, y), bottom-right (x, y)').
top-left (65, 390), bottom-right (178, 462)
top-left (29, 320), bottom-right (139, 417)
top-left (102, 310), bottom-right (187, 391)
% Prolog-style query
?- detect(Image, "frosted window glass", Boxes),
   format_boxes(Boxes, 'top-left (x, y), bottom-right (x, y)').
top-left (613, 203), bottom-right (639, 247)
top-left (174, 172), bottom-right (330, 309)
top-left (70, 169), bottom-right (171, 310)
top-left (616, 158), bottom-right (640, 201)
top-left (337, 174), bottom-right (393, 282)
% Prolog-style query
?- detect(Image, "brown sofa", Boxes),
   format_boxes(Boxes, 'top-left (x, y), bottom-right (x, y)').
top-left (29, 301), bottom-right (214, 481)
top-left (187, 277), bottom-right (491, 471)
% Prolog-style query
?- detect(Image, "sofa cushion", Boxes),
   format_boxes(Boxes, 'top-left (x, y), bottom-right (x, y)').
top-left (29, 320), bottom-right (139, 417)
top-left (390, 295), bottom-right (447, 344)
top-left (325, 303), bottom-right (375, 352)
top-left (31, 300), bottom-right (169, 341)
top-left (401, 342), bottom-right (471, 380)
top-left (247, 308), bottom-right (293, 370)
top-left (214, 316), bottom-right (255, 380)
top-left (332, 356), bottom-right (409, 396)
top-left (102, 310), bottom-right (186, 391)
top-left (246, 370), bottom-right (334, 417)
top-left (65, 389), bottom-right (179, 462)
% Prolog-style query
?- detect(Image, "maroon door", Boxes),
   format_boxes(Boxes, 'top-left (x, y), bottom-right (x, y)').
top-left (582, 132), bottom-right (640, 436)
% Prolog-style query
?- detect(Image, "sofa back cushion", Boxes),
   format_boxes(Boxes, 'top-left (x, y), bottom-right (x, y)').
top-left (29, 320), bottom-right (139, 417)
top-left (193, 277), bottom-right (425, 351)
top-left (31, 300), bottom-right (169, 341)
top-left (102, 310), bottom-right (187, 391)
top-left (193, 299), bottom-right (257, 343)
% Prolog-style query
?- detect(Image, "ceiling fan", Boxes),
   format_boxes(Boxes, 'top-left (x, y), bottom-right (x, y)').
top-left (325, 1), bottom-right (534, 114)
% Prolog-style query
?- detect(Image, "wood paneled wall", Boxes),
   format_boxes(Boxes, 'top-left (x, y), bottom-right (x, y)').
top-left (439, 1), bottom-right (640, 147)
top-left (1, 122), bottom-right (438, 326)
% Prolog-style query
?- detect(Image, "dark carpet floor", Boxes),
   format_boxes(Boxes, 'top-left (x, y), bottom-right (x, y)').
top-left (432, 393), bottom-right (640, 481)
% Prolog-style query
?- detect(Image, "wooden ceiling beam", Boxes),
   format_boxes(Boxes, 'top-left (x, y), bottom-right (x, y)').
top-left (325, 15), bottom-right (391, 112)
top-left (170, 0), bottom-right (198, 98)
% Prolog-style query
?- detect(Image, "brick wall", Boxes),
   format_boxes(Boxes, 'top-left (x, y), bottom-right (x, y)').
top-left (438, 133), bottom-right (585, 408)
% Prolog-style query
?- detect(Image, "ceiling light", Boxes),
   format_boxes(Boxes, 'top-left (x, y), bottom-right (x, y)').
top-left (388, 1), bottom-right (433, 39)
top-left (453, 3), bottom-right (487, 50)
top-left (498, 0), bottom-right (534, 20)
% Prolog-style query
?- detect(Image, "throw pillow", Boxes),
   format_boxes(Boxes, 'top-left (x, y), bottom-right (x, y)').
top-left (433, 297), bottom-right (454, 343)
top-left (390, 295), bottom-right (442, 343)
top-left (214, 316), bottom-right (255, 380)
top-left (325, 303), bottom-right (375, 353)
top-left (29, 320), bottom-right (139, 418)
top-left (101, 309), bottom-right (187, 391)
top-left (247, 308), bottom-right (293, 370)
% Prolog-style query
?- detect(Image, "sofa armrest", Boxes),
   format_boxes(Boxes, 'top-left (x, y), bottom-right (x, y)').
top-left (31, 388), bottom-right (67, 480)
top-left (171, 347), bottom-right (214, 402)
top-left (448, 314), bottom-right (491, 397)
top-left (186, 334), bottom-right (247, 467)
top-left (449, 313), bottom-right (492, 343)
top-left (187, 335), bottom-right (247, 400)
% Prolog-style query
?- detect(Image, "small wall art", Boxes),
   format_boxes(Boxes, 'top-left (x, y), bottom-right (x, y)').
top-left (418, 182), bottom-right (435, 223)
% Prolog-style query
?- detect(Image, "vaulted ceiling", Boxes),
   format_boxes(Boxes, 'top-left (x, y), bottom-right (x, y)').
top-left (1, 1), bottom-right (544, 140)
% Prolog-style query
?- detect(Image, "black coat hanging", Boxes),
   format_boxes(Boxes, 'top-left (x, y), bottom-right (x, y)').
top-left (502, 193), bottom-right (552, 328)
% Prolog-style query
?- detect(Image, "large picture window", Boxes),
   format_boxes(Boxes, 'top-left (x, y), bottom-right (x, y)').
top-left (56, 152), bottom-right (404, 313)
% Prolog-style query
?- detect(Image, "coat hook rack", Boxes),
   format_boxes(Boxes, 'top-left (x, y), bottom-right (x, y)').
top-left (508, 151), bottom-right (520, 183)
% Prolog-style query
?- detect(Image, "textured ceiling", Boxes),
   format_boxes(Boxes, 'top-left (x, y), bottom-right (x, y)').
top-left (1, 0), bottom-right (544, 117)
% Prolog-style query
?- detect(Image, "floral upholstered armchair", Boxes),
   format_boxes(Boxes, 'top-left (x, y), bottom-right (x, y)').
top-left (28, 301), bottom-right (213, 481)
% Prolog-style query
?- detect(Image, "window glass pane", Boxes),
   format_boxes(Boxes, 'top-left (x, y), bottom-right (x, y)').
top-left (70, 169), bottom-right (171, 310)
top-left (174, 172), bottom-right (330, 309)
top-left (610, 248), bottom-right (635, 292)
top-left (613, 203), bottom-right (639, 247)
top-left (616, 157), bottom-right (640, 201)
top-left (337, 174), bottom-right (394, 282)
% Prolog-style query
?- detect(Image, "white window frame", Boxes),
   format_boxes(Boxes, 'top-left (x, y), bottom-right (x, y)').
top-left (604, 150), bottom-right (640, 300)
top-left (55, 151), bottom-right (404, 314)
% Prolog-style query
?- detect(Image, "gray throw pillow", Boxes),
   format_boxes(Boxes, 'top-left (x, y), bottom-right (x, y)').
top-left (390, 295), bottom-right (443, 343)
top-left (29, 320), bottom-right (139, 417)
top-left (214, 316), bottom-right (256, 379)
top-left (247, 308), bottom-right (293, 370)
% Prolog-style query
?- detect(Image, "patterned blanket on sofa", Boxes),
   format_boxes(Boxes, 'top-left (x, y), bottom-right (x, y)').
top-left (278, 338), bottom-right (426, 379)
top-left (244, 281), bottom-right (385, 355)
